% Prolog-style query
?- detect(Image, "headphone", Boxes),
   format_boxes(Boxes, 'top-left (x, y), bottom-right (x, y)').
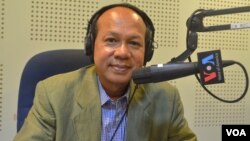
top-left (84, 3), bottom-right (155, 65)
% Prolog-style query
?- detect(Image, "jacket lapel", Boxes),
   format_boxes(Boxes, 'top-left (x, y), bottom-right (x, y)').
top-left (72, 66), bottom-right (102, 141)
top-left (126, 83), bottom-right (152, 141)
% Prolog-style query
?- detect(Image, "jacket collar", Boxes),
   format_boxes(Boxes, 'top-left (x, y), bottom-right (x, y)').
top-left (73, 66), bottom-right (101, 141)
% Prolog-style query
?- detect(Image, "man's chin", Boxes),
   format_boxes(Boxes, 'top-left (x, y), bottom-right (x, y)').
top-left (109, 76), bottom-right (131, 85)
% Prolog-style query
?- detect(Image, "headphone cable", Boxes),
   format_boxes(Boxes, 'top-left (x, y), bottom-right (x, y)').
top-left (109, 84), bottom-right (138, 141)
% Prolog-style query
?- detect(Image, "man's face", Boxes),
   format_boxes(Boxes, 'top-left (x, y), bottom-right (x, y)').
top-left (94, 7), bottom-right (146, 87)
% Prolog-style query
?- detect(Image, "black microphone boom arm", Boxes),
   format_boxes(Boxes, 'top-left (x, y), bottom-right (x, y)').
top-left (188, 6), bottom-right (250, 32)
top-left (171, 6), bottom-right (250, 63)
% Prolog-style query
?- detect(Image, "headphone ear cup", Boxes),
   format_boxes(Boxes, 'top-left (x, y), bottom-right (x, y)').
top-left (84, 33), bottom-right (92, 56)
top-left (84, 33), bottom-right (94, 62)
top-left (144, 40), bottom-right (154, 63)
top-left (145, 48), bottom-right (154, 63)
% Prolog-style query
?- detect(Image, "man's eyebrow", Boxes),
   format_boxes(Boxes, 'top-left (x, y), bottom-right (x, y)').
top-left (129, 35), bottom-right (144, 40)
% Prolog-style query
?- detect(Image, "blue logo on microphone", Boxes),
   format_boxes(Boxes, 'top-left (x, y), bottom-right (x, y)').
top-left (198, 50), bottom-right (224, 85)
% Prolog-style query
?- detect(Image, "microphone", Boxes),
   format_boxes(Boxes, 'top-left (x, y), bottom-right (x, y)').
top-left (132, 60), bottom-right (235, 84)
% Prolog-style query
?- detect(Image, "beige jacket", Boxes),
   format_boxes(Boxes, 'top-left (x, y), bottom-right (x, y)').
top-left (14, 65), bottom-right (196, 141)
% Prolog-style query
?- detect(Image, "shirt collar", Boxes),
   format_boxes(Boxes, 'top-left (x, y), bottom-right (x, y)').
top-left (97, 77), bottom-right (129, 106)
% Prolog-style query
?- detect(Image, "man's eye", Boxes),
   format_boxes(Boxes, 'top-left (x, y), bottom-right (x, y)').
top-left (129, 41), bottom-right (141, 47)
top-left (106, 38), bottom-right (117, 44)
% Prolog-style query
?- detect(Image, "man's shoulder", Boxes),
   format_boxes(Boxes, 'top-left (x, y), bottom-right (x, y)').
top-left (43, 65), bottom-right (95, 83)
top-left (37, 65), bottom-right (96, 95)
top-left (35, 65), bottom-right (98, 106)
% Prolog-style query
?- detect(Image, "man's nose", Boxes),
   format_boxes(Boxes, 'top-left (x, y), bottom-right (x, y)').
top-left (114, 43), bottom-right (131, 59)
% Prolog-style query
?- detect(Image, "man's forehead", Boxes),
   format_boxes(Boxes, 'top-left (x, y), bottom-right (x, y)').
top-left (98, 6), bottom-right (142, 21)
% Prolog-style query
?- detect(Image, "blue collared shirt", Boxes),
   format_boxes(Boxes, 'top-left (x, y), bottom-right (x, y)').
top-left (98, 79), bottom-right (129, 141)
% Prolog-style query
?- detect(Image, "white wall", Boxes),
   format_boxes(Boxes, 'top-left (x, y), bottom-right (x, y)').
top-left (1, 0), bottom-right (249, 140)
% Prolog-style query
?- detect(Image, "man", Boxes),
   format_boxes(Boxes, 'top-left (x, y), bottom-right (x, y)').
top-left (14, 3), bottom-right (196, 141)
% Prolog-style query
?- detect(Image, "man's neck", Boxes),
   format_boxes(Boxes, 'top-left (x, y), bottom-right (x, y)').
top-left (97, 77), bottom-right (129, 100)
top-left (103, 84), bottom-right (129, 100)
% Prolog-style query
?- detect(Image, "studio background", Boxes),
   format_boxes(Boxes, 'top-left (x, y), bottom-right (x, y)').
top-left (0, 0), bottom-right (249, 140)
